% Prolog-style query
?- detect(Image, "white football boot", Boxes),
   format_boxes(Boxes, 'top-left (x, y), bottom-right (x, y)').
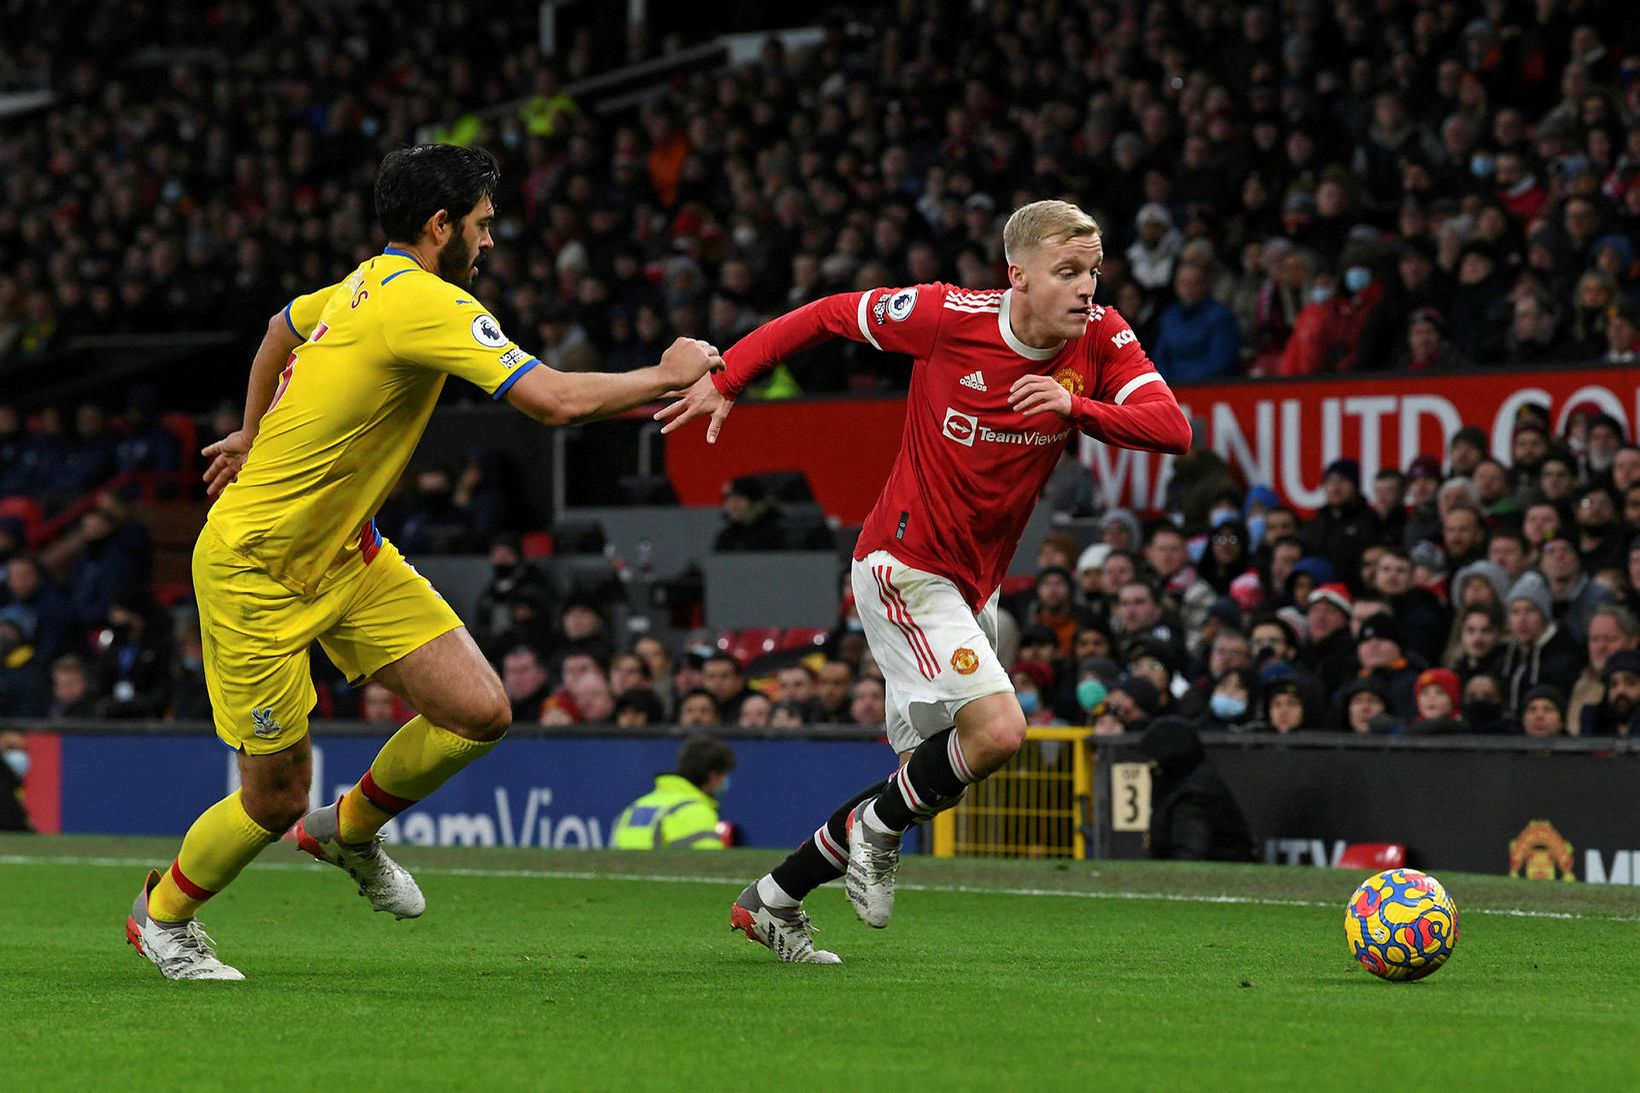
top-left (125, 870), bottom-right (245, 981)
top-left (845, 806), bottom-right (901, 928)
top-left (731, 883), bottom-right (842, 965)
top-left (295, 801), bottom-right (425, 919)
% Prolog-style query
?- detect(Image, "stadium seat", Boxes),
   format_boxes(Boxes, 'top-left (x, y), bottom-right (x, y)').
top-left (519, 531), bottom-right (554, 558)
top-left (745, 470), bottom-right (814, 503)
top-left (1335, 843), bottom-right (1407, 870)
top-left (617, 474), bottom-right (679, 505)
top-left (779, 626), bottom-right (829, 651)
top-left (162, 412), bottom-right (199, 478)
top-left (1000, 574), bottom-right (1037, 598)
top-left (153, 582), bottom-right (193, 607)
top-left (724, 626), bottom-right (784, 665)
top-left (549, 519), bottom-right (607, 554)
top-left (0, 496), bottom-right (44, 547)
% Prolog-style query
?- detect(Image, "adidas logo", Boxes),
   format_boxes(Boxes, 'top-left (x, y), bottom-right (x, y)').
top-left (959, 370), bottom-right (987, 392)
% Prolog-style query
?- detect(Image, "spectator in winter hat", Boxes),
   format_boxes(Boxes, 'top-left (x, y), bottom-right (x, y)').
top-left (1301, 459), bottom-right (1379, 586)
top-left (1260, 672), bottom-right (1322, 733)
top-left (1500, 571), bottom-right (1586, 713)
top-left (1519, 684), bottom-right (1568, 737)
top-left (1347, 612), bottom-right (1424, 721)
top-left (1585, 648), bottom-right (1640, 736)
top-left (1403, 454), bottom-right (1444, 548)
top-left (1100, 509), bottom-right (1143, 553)
top-left (1283, 555), bottom-right (1334, 608)
top-left (1410, 666), bottom-right (1464, 730)
top-left (1302, 582), bottom-right (1358, 696)
top-left (1095, 674), bottom-right (1162, 736)
top-left (1075, 543), bottom-right (1111, 601)
top-left (1341, 676), bottom-right (1397, 734)
top-left (1451, 560), bottom-right (1511, 613)
top-left (1129, 203), bottom-right (1183, 292)
top-left (1448, 426), bottom-right (1488, 478)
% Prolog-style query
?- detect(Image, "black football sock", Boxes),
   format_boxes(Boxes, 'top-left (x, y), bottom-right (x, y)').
top-left (864, 727), bottom-right (977, 835)
top-left (766, 779), bottom-right (888, 904)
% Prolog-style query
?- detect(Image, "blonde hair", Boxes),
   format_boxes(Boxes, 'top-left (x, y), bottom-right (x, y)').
top-left (1002, 199), bottom-right (1100, 265)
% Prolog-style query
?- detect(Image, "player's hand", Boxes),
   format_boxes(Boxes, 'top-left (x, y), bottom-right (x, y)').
top-left (654, 373), bottom-right (735, 443)
top-left (201, 430), bottom-right (252, 499)
top-left (656, 337), bottom-right (723, 392)
top-left (1009, 373), bottom-right (1073, 419)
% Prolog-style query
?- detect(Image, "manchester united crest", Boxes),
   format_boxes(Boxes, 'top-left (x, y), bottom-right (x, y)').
top-left (1508, 819), bottom-right (1577, 881)
top-left (1053, 367), bottom-right (1085, 396)
top-left (951, 647), bottom-right (980, 675)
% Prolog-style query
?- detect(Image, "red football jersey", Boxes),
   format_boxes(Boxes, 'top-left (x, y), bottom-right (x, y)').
top-left (715, 283), bottom-right (1190, 609)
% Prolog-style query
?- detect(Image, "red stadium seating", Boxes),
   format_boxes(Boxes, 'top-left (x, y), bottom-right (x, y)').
top-left (1335, 843), bottom-right (1407, 871)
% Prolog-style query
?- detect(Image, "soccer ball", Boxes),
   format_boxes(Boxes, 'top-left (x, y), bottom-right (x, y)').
top-left (1344, 868), bottom-right (1459, 981)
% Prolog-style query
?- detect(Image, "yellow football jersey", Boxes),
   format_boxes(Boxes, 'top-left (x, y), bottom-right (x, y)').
top-left (206, 247), bottom-right (538, 596)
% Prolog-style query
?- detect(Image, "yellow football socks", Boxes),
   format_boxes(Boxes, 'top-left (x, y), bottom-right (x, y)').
top-left (147, 789), bottom-right (278, 923)
top-left (336, 715), bottom-right (502, 843)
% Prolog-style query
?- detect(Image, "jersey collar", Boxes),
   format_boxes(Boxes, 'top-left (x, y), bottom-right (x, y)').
top-left (382, 246), bottom-right (428, 270)
top-left (998, 290), bottom-right (1064, 361)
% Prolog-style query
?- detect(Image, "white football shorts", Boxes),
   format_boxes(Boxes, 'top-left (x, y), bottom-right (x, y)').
top-left (851, 549), bottom-right (1014, 754)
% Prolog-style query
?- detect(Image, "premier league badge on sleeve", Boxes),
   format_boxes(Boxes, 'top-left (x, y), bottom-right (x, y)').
top-left (472, 314), bottom-right (509, 348)
top-left (885, 287), bottom-right (917, 321)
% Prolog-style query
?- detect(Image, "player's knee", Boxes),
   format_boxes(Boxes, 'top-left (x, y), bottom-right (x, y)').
top-left (243, 783), bottom-right (310, 833)
top-left (455, 687), bottom-right (511, 741)
top-left (979, 712), bottom-right (1028, 767)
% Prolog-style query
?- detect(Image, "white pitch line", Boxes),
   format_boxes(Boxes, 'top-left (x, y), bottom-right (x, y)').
top-left (2, 854), bottom-right (1635, 923)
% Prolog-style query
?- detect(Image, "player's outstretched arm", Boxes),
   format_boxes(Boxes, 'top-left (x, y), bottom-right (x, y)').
top-left (202, 308), bottom-right (304, 498)
top-left (504, 337), bottom-right (722, 427)
top-left (652, 285), bottom-right (936, 441)
top-left (653, 373), bottom-right (733, 442)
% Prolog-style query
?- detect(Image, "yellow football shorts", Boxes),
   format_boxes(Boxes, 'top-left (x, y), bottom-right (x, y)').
top-left (193, 524), bottom-right (462, 754)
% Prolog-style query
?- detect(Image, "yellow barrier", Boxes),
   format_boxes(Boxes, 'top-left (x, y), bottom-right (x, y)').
top-left (930, 727), bottom-right (1093, 859)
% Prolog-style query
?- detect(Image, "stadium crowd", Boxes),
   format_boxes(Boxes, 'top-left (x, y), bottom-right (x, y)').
top-left (5, 1), bottom-right (1640, 738)
top-left (2, 1), bottom-right (1638, 384)
top-left (8, 395), bottom-right (1640, 739)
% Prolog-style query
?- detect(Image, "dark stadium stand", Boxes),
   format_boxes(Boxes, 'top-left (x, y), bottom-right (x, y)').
top-left (3, 0), bottom-right (1640, 741)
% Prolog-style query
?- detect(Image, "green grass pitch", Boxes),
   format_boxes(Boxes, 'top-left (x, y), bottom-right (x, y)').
top-left (3, 835), bottom-right (1637, 1091)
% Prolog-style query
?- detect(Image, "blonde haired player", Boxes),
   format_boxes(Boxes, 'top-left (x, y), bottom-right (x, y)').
top-left (126, 145), bottom-right (719, 980)
top-left (660, 199), bottom-right (1190, 962)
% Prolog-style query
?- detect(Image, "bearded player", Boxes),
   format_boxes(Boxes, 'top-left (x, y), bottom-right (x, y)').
top-left (659, 200), bottom-right (1190, 963)
top-left (126, 144), bottom-right (720, 980)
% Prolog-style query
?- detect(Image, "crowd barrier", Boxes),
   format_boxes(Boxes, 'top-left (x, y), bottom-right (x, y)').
top-left (11, 722), bottom-right (907, 852)
top-left (12, 724), bottom-right (1636, 883)
top-left (1094, 733), bottom-right (1640, 884)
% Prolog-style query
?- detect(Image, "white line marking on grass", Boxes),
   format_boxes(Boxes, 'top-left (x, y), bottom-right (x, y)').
top-left (3, 854), bottom-right (1635, 923)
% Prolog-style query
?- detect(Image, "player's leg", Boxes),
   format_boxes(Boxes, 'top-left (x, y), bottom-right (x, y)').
top-left (848, 563), bottom-right (1021, 926)
top-left (326, 625), bottom-right (508, 843)
top-left (731, 778), bottom-right (886, 964)
top-left (294, 545), bottom-right (506, 915)
top-left (129, 532), bottom-right (320, 979)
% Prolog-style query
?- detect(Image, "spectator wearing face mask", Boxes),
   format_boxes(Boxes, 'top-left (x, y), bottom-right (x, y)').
top-left (0, 729), bottom-right (34, 832)
top-left (1196, 666), bottom-right (1259, 730)
top-left (1003, 661), bottom-right (1053, 726)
